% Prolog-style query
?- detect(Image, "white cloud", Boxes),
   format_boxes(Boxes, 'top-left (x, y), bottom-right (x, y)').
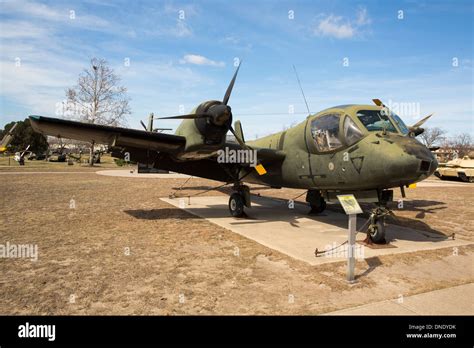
top-left (0, 21), bottom-right (52, 39)
top-left (355, 7), bottom-right (371, 26)
top-left (172, 20), bottom-right (192, 37)
top-left (179, 54), bottom-right (225, 67)
top-left (314, 8), bottom-right (371, 39)
top-left (0, 58), bottom-right (80, 115)
top-left (0, 0), bottom-right (111, 29)
top-left (315, 15), bottom-right (354, 39)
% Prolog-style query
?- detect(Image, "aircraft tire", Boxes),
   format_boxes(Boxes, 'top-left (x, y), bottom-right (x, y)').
top-left (229, 193), bottom-right (245, 217)
top-left (369, 220), bottom-right (386, 244)
top-left (310, 198), bottom-right (326, 214)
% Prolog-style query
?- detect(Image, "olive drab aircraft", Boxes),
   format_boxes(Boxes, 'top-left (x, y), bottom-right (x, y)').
top-left (28, 63), bottom-right (438, 243)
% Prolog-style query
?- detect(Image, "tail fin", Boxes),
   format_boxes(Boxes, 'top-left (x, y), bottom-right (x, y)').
top-left (147, 113), bottom-right (154, 132)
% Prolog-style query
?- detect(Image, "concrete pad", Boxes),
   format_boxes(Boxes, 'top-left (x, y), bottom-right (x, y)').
top-left (96, 170), bottom-right (191, 179)
top-left (415, 179), bottom-right (472, 188)
top-left (326, 283), bottom-right (474, 315)
top-left (161, 195), bottom-right (472, 266)
top-left (0, 172), bottom-right (90, 175)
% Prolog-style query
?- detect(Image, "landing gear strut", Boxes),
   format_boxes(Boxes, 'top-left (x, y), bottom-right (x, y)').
top-left (228, 184), bottom-right (250, 217)
top-left (367, 206), bottom-right (390, 244)
top-left (306, 190), bottom-right (326, 214)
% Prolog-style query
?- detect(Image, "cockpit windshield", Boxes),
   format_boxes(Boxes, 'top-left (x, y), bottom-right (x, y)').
top-left (356, 110), bottom-right (397, 133)
top-left (390, 113), bottom-right (409, 135)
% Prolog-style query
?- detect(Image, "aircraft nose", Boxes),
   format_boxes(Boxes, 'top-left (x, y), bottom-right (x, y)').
top-left (383, 137), bottom-right (437, 184)
top-left (383, 152), bottom-right (419, 181)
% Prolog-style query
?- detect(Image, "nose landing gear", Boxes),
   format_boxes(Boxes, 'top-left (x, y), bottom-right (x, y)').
top-left (367, 206), bottom-right (391, 244)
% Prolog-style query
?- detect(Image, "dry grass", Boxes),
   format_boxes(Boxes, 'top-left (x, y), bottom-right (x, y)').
top-left (0, 169), bottom-right (472, 314)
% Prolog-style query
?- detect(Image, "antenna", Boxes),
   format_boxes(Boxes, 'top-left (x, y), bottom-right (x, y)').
top-left (292, 65), bottom-right (311, 115)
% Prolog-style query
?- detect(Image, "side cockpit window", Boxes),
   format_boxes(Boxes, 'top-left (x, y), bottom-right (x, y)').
top-left (311, 114), bottom-right (342, 152)
top-left (343, 116), bottom-right (364, 146)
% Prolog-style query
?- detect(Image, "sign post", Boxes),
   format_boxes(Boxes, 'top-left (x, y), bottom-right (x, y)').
top-left (337, 194), bottom-right (363, 283)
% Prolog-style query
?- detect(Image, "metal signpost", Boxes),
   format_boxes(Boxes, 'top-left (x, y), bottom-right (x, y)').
top-left (337, 194), bottom-right (363, 283)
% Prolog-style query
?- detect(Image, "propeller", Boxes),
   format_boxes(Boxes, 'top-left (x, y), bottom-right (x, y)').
top-left (223, 61), bottom-right (241, 105)
top-left (372, 99), bottom-right (433, 137)
top-left (158, 61), bottom-right (242, 127)
top-left (156, 61), bottom-right (265, 174)
top-left (228, 124), bottom-right (247, 148)
top-left (411, 113), bottom-right (433, 129)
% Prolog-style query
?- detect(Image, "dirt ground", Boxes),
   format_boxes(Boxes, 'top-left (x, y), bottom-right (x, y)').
top-left (0, 163), bottom-right (473, 315)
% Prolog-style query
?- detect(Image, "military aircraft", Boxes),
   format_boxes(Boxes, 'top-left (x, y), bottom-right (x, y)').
top-left (28, 64), bottom-right (437, 243)
top-left (0, 122), bottom-right (18, 153)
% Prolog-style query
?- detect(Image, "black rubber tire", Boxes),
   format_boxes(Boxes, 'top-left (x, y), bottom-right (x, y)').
top-left (369, 219), bottom-right (386, 244)
top-left (229, 193), bottom-right (245, 217)
top-left (310, 197), bottom-right (327, 214)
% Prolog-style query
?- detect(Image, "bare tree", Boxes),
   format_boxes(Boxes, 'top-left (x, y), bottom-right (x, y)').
top-left (418, 127), bottom-right (446, 148)
top-left (65, 58), bottom-right (131, 165)
top-left (449, 133), bottom-right (473, 157)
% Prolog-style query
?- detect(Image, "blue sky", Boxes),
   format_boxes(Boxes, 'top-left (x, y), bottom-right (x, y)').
top-left (0, 0), bottom-right (473, 138)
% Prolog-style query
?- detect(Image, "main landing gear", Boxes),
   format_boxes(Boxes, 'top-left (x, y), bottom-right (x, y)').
top-left (306, 190), bottom-right (326, 214)
top-left (228, 184), bottom-right (251, 217)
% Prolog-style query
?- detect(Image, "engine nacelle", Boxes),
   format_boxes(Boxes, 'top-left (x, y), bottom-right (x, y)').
top-left (174, 100), bottom-right (232, 159)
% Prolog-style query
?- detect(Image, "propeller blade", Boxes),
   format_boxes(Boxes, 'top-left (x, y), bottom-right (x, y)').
top-left (228, 125), bottom-right (265, 174)
top-left (153, 128), bottom-right (172, 132)
top-left (140, 120), bottom-right (148, 131)
top-left (372, 98), bottom-right (385, 107)
top-left (411, 113), bottom-right (433, 128)
top-left (223, 60), bottom-right (242, 105)
top-left (229, 125), bottom-right (247, 148)
top-left (158, 113), bottom-right (209, 120)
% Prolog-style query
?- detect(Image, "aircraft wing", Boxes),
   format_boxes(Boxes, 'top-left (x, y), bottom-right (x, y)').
top-left (29, 115), bottom-right (286, 184)
top-left (29, 115), bottom-right (185, 152)
top-left (153, 143), bottom-right (286, 183)
top-left (224, 142), bottom-right (286, 164)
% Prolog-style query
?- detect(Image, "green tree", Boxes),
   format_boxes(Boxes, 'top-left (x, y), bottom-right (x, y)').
top-left (0, 119), bottom-right (49, 153)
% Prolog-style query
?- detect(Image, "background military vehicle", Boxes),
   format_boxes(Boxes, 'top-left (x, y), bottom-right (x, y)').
top-left (435, 151), bottom-right (474, 182)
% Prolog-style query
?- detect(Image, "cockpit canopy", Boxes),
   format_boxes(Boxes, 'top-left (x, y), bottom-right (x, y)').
top-left (356, 110), bottom-right (397, 132)
top-left (308, 106), bottom-right (409, 153)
